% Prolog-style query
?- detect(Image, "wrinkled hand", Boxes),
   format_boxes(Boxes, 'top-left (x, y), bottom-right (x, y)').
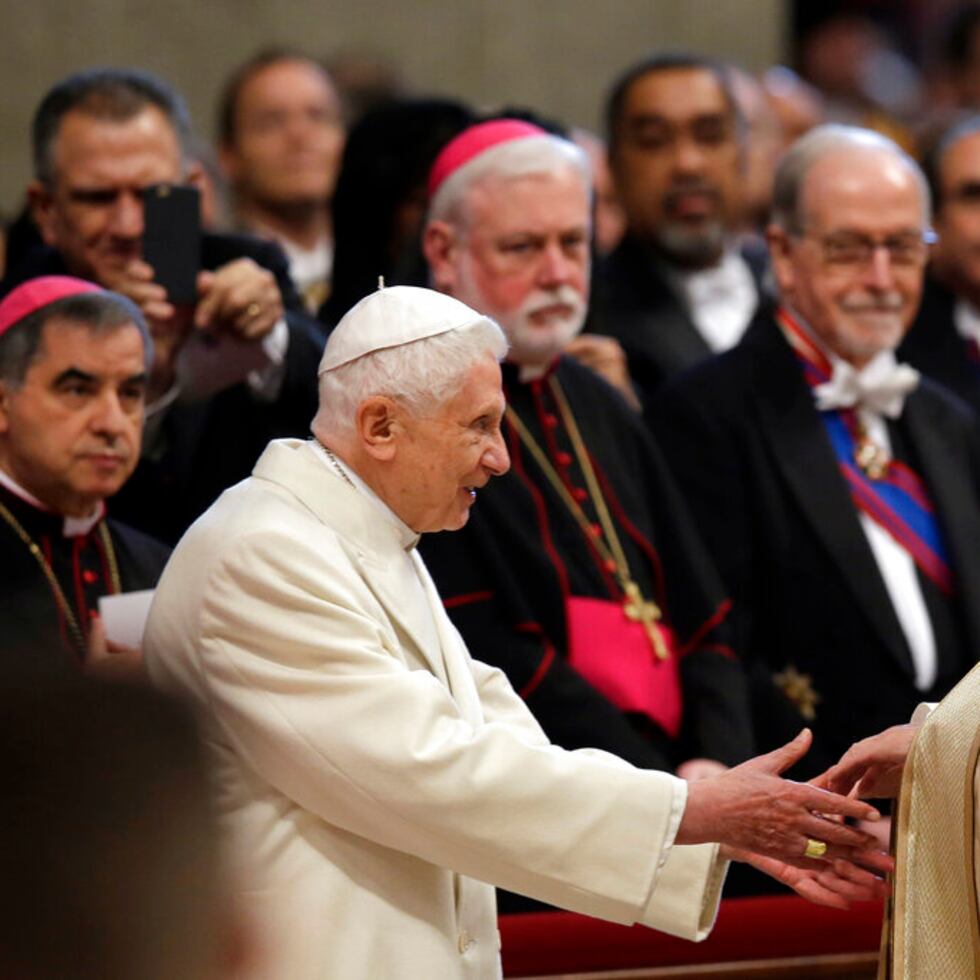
top-left (677, 729), bottom-right (883, 864)
top-left (677, 757), bottom-right (728, 782)
top-left (85, 614), bottom-right (145, 682)
top-left (564, 334), bottom-right (641, 411)
top-left (723, 845), bottom-right (891, 910)
top-left (194, 258), bottom-right (282, 341)
top-left (815, 725), bottom-right (919, 799)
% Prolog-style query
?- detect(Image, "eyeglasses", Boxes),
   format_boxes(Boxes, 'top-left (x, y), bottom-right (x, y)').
top-left (796, 230), bottom-right (936, 269)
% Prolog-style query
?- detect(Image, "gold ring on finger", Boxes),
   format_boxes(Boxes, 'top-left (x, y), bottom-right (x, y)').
top-left (804, 838), bottom-right (828, 859)
top-left (246, 302), bottom-right (261, 319)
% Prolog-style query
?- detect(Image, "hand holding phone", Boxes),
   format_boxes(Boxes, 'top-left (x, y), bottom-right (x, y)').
top-left (142, 183), bottom-right (202, 305)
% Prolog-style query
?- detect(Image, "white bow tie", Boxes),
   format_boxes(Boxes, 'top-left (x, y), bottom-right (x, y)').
top-left (813, 356), bottom-right (920, 419)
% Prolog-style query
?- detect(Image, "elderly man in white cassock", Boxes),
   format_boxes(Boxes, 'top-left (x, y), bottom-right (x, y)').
top-left (145, 284), bottom-right (888, 980)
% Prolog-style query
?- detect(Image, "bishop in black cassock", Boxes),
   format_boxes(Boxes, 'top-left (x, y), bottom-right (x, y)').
top-left (0, 478), bottom-right (168, 667)
top-left (421, 356), bottom-right (754, 773)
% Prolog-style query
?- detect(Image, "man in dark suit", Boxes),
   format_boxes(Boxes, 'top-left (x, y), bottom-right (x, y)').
top-left (2, 68), bottom-right (323, 543)
top-left (592, 53), bottom-right (768, 409)
top-left (651, 125), bottom-right (980, 779)
top-left (899, 116), bottom-right (980, 417)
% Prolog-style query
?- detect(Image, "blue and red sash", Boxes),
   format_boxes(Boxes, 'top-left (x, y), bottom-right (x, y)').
top-left (776, 307), bottom-right (954, 596)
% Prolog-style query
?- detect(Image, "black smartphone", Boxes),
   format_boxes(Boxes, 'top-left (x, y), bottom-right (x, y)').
top-left (142, 183), bottom-right (202, 305)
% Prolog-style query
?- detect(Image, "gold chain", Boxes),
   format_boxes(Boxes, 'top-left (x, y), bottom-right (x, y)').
top-left (505, 377), bottom-right (668, 659)
top-left (0, 499), bottom-right (121, 654)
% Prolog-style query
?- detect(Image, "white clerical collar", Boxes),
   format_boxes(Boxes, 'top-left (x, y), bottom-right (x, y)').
top-left (953, 298), bottom-right (980, 347)
top-left (0, 466), bottom-right (104, 537)
top-left (310, 439), bottom-right (420, 550)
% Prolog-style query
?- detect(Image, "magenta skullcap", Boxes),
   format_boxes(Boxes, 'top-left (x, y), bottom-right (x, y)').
top-left (0, 276), bottom-right (104, 338)
top-left (427, 119), bottom-right (549, 200)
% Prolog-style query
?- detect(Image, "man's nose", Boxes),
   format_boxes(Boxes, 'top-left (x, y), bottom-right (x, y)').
top-left (863, 245), bottom-right (898, 291)
top-left (108, 191), bottom-right (145, 240)
top-left (90, 391), bottom-right (129, 437)
top-left (671, 134), bottom-right (709, 175)
top-left (537, 242), bottom-right (575, 288)
top-left (484, 430), bottom-right (510, 477)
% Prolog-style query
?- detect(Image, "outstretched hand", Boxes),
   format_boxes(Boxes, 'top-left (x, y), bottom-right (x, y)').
top-left (723, 846), bottom-right (891, 909)
top-left (814, 724), bottom-right (919, 799)
top-left (677, 729), bottom-right (883, 865)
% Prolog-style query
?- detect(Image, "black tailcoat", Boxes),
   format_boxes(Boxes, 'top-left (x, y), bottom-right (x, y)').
top-left (899, 273), bottom-right (980, 418)
top-left (420, 356), bottom-right (753, 773)
top-left (650, 312), bottom-right (980, 776)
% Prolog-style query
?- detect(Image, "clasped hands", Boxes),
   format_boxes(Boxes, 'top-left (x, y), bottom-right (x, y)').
top-left (677, 729), bottom-right (896, 909)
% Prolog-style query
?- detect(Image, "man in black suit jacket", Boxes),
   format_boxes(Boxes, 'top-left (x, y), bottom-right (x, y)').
top-left (2, 68), bottom-right (324, 542)
top-left (592, 53), bottom-right (767, 409)
top-left (652, 125), bottom-right (980, 778)
top-left (899, 116), bottom-right (980, 417)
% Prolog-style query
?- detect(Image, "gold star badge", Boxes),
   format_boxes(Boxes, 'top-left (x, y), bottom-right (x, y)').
top-left (773, 665), bottom-right (820, 721)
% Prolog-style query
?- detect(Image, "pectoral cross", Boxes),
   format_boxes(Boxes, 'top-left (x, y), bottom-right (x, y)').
top-left (623, 580), bottom-right (669, 660)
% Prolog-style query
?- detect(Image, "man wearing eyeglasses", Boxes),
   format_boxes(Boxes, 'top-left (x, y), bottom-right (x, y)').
top-left (649, 124), bottom-right (980, 779)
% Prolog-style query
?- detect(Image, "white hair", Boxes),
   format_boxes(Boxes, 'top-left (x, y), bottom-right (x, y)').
top-left (771, 123), bottom-right (931, 233)
top-left (428, 132), bottom-right (591, 229)
top-left (313, 318), bottom-right (507, 438)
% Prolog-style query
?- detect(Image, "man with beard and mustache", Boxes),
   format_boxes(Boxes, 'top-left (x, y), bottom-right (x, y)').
top-left (592, 53), bottom-right (769, 410)
top-left (420, 120), bottom-right (755, 817)
top-left (650, 125), bottom-right (980, 780)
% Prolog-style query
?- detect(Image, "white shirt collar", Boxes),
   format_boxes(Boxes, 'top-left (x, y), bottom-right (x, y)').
top-left (953, 298), bottom-right (980, 347)
top-left (310, 439), bottom-right (420, 550)
top-left (0, 466), bottom-right (104, 537)
top-left (672, 248), bottom-right (757, 352)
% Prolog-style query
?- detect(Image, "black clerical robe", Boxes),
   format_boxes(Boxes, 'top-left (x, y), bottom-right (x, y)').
top-left (420, 356), bottom-right (753, 772)
top-left (0, 485), bottom-right (169, 670)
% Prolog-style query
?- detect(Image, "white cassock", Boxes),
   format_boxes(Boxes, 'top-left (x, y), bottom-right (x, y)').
top-left (144, 438), bottom-right (726, 980)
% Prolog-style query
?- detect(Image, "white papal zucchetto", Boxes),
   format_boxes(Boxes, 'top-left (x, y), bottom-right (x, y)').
top-left (318, 284), bottom-right (494, 375)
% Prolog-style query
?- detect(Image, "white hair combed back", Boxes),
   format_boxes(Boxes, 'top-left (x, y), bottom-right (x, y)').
top-left (771, 123), bottom-right (931, 234)
top-left (428, 132), bottom-right (592, 228)
top-left (314, 318), bottom-right (507, 438)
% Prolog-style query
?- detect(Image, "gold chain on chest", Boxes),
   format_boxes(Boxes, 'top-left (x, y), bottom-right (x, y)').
top-left (0, 499), bottom-right (121, 654)
top-left (505, 377), bottom-right (668, 659)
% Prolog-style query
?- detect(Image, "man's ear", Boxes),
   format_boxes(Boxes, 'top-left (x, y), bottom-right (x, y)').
top-left (356, 396), bottom-right (401, 461)
top-left (0, 381), bottom-right (13, 435)
top-left (28, 180), bottom-right (59, 247)
top-left (423, 220), bottom-right (461, 294)
top-left (214, 143), bottom-right (239, 183)
top-left (185, 161), bottom-right (209, 194)
top-left (765, 224), bottom-right (796, 295)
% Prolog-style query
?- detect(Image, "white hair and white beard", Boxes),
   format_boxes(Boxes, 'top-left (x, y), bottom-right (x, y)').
top-left (453, 254), bottom-right (588, 375)
top-left (427, 129), bottom-right (594, 379)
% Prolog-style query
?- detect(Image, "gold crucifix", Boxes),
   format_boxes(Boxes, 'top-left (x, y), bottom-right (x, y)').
top-left (623, 580), bottom-right (669, 660)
